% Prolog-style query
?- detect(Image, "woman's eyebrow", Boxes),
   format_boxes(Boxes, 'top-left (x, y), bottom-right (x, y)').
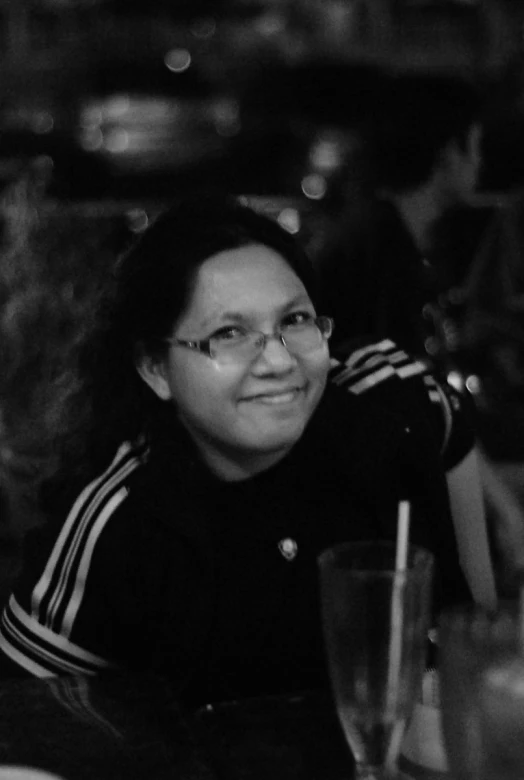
top-left (197, 311), bottom-right (247, 331)
top-left (209, 312), bottom-right (248, 325)
top-left (201, 295), bottom-right (313, 329)
top-left (280, 294), bottom-right (313, 311)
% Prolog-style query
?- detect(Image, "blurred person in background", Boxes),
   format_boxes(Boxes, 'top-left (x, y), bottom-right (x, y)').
top-left (435, 190), bottom-right (524, 596)
top-left (318, 72), bottom-right (488, 360)
top-left (0, 193), bottom-right (494, 704)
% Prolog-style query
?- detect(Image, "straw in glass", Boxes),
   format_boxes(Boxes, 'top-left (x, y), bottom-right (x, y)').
top-left (385, 501), bottom-right (411, 771)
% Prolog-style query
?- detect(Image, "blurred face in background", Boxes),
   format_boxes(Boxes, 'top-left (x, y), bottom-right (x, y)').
top-left (138, 243), bottom-right (331, 480)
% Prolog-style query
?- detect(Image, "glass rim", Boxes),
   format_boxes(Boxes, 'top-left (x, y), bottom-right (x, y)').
top-left (317, 540), bottom-right (434, 575)
top-left (439, 598), bottom-right (518, 626)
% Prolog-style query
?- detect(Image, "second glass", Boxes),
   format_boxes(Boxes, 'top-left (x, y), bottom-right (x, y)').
top-left (439, 601), bottom-right (524, 780)
top-left (318, 542), bottom-right (434, 780)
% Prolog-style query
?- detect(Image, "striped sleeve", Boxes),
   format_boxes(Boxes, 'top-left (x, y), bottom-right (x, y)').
top-left (329, 338), bottom-right (474, 467)
top-left (0, 440), bottom-right (149, 678)
top-left (329, 338), bottom-right (427, 393)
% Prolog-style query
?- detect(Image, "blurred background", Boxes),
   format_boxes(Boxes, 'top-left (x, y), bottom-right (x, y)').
top-left (4, 0), bottom-right (524, 444)
top-left (1, 0), bottom-right (524, 224)
top-left (4, 0), bottom-right (524, 592)
top-left (4, 1), bottom-right (524, 397)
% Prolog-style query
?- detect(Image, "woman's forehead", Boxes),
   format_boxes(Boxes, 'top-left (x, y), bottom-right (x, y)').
top-left (185, 244), bottom-right (310, 321)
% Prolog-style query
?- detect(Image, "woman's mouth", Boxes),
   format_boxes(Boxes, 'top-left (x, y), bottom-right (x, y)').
top-left (242, 387), bottom-right (304, 405)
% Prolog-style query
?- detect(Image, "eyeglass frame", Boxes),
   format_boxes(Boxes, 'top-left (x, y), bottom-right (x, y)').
top-left (163, 315), bottom-right (334, 362)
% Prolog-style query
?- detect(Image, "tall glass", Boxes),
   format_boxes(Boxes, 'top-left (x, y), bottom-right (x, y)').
top-left (318, 542), bottom-right (434, 780)
top-left (439, 602), bottom-right (524, 780)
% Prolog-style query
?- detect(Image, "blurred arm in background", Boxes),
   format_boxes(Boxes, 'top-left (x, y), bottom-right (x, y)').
top-left (435, 190), bottom-right (524, 597)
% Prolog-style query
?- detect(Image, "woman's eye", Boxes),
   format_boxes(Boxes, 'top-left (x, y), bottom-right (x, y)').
top-left (212, 326), bottom-right (247, 342)
top-left (282, 311), bottom-right (315, 328)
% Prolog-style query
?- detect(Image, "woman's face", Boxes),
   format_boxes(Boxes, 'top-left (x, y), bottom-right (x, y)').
top-left (140, 243), bottom-right (330, 479)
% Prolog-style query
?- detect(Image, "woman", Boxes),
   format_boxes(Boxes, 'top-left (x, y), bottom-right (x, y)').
top-left (0, 194), bottom-right (490, 705)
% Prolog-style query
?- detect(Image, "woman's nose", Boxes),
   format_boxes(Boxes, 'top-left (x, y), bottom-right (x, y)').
top-left (254, 335), bottom-right (298, 371)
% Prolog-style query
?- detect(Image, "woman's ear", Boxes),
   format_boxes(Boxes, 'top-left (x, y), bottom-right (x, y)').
top-left (135, 345), bottom-right (172, 401)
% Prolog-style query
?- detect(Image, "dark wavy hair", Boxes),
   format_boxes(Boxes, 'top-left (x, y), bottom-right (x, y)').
top-left (74, 193), bottom-right (322, 479)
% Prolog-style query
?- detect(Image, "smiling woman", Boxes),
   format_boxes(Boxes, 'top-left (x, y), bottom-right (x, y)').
top-left (0, 193), bottom-right (484, 705)
top-left (136, 243), bottom-right (331, 480)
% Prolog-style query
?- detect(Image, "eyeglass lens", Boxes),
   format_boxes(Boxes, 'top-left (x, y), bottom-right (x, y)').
top-left (211, 320), bottom-right (330, 362)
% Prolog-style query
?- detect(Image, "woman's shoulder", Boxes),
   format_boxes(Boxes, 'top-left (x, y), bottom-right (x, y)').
top-left (58, 436), bottom-right (201, 536)
top-left (307, 339), bottom-right (425, 468)
top-left (19, 436), bottom-right (206, 596)
top-left (325, 336), bottom-right (474, 470)
top-left (328, 337), bottom-right (429, 400)
top-left (41, 438), bottom-right (150, 516)
top-left (24, 439), bottom-right (152, 557)
top-left (71, 438), bottom-right (151, 524)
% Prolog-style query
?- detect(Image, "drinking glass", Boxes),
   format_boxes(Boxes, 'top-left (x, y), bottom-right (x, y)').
top-left (439, 601), bottom-right (524, 780)
top-left (318, 542), bottom-right (434, 780)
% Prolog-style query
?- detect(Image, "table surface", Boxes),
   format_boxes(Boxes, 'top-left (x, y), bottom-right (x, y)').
top-left (0, 674), bottom-right (213, 780)
top-left (0, 675), bottom-right (449, 780)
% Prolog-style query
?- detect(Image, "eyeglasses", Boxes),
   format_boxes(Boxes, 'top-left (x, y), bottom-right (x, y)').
top-left (165, 315), bottom-right (334, 365)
